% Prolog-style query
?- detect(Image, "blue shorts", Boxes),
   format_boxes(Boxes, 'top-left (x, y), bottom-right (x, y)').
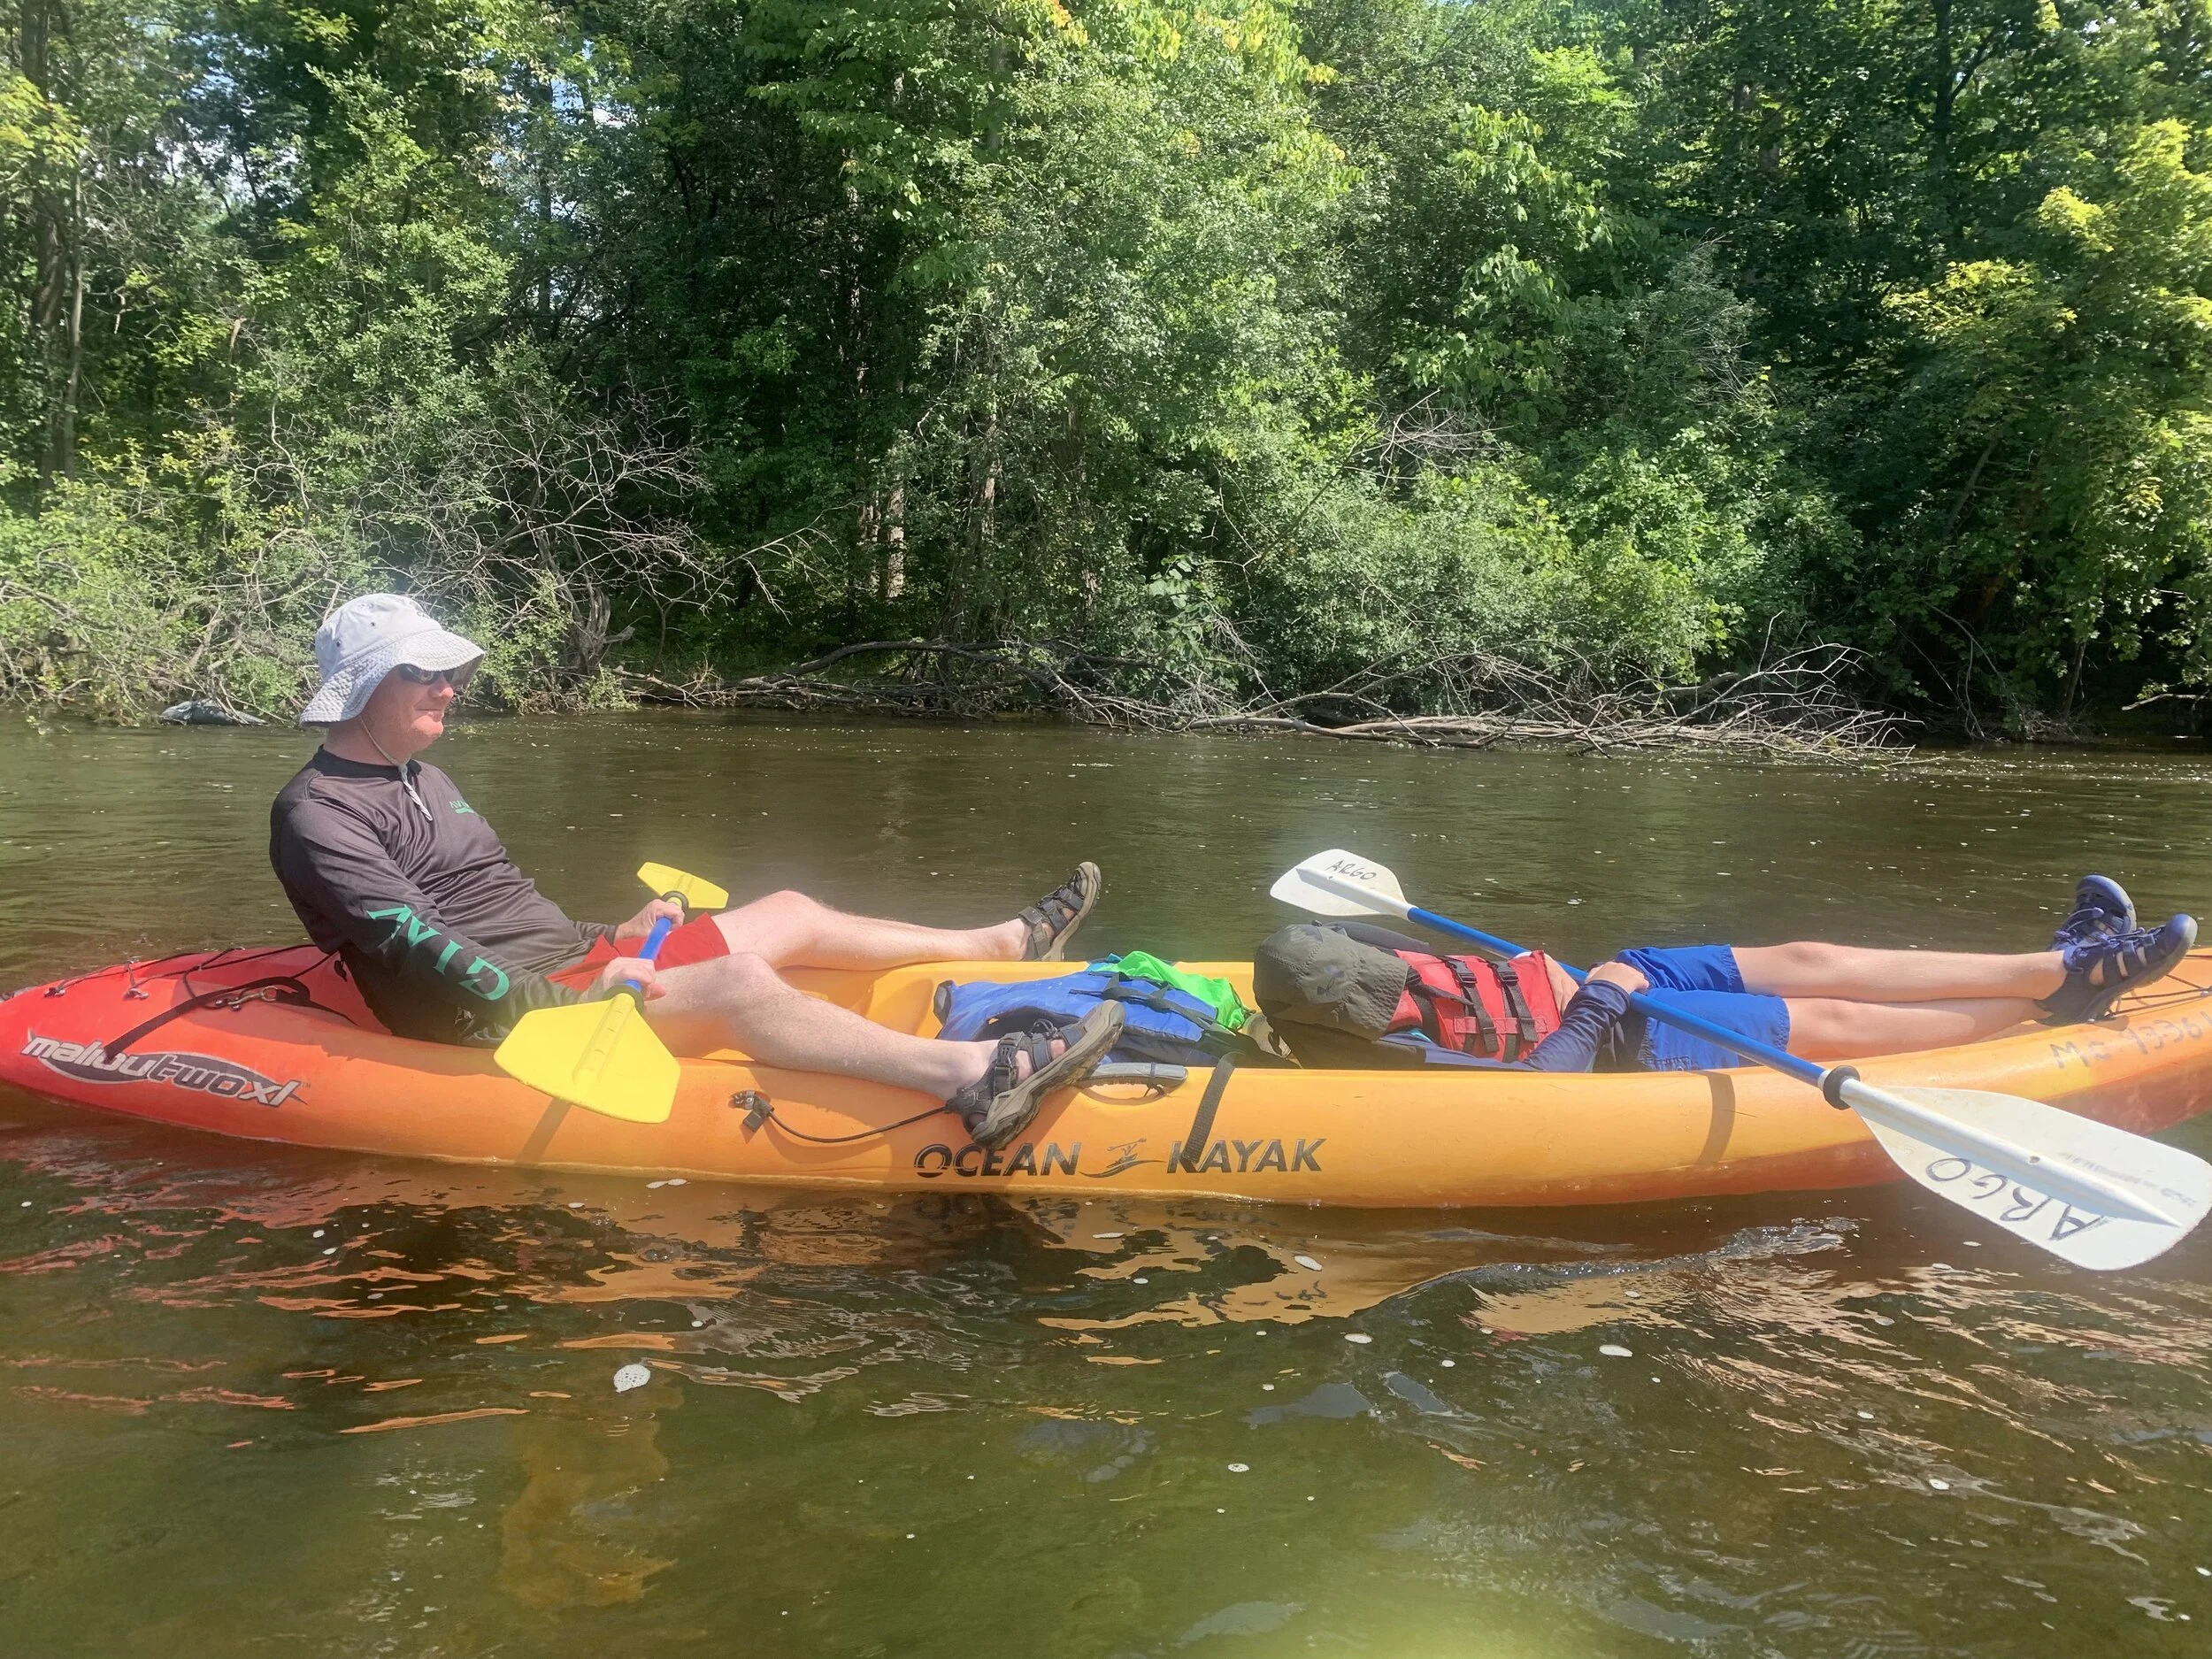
top-left (1609, 946), bottom-right (1791, 1072)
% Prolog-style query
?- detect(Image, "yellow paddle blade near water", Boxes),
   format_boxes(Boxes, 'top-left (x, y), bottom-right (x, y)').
top-left (494, 991), bottom-right (680, 1124)
top-left (638, 862), bottom-right (729, 912)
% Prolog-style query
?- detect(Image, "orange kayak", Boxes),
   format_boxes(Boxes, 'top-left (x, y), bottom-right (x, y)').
top-left (4, 945), bottom-right (2210, 1208)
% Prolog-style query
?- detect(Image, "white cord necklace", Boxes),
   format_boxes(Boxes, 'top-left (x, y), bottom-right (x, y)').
top-left (363, 727), bottom-right (434, 823)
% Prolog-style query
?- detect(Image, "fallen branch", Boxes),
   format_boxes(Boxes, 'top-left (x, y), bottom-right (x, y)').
top-left (617, 639), bottom-right (1909, 757)
top-left (2123, 689), bottom-right (2211, 710)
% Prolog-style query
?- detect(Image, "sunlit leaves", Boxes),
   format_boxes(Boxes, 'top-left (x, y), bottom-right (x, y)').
top-left (1883, 119), bottom-right (2212, 690)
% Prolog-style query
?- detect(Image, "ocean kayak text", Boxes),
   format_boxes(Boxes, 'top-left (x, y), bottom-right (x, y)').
top-left (913, 1137), bottom-right (1325, 1179)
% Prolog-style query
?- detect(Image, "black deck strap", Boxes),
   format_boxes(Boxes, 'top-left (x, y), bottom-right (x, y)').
top-left (1179, 1055), bottom-right (1237, 1172)
top-left (1494, 960), bottom-right (1539, 1061)
top-left (1102, 979), bottom-right (1210, 1022)
top-left (1103, 979), bottom-right (1258, 1059)
top-left (1820, 1064), bottom-right (1861, 1110)
top-left (103, 976), bottom-right (317, 1056)
top-left (1444, 958), bottom-right (1500, 1057)
top-left (39, 945), bottom-right (323, 1002)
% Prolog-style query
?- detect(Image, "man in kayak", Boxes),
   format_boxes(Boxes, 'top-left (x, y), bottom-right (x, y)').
top-left (1259, 877), bottom-right (2198, 1071)
top-left (269, 594), bottom-right (1121, 1148)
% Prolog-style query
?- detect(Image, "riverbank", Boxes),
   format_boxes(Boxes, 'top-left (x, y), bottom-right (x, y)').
top-left (7, 613), bottom-right (1908, 756)
top-left (614, 637), bottom-right (1906, 758)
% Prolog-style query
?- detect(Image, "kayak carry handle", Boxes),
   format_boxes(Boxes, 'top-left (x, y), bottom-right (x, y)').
top-left (1085, 1061), bottom-right (1190, 1088)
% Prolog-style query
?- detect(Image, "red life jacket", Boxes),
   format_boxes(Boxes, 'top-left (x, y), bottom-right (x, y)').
top-left (1386, 950), bottom-right (1563, 1063)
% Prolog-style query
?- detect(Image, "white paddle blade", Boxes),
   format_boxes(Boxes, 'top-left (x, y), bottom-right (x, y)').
top-left (1849, 1083), bottom-right (2212, 1271)
top-left (1269, 849), bottom-right (1416, 919)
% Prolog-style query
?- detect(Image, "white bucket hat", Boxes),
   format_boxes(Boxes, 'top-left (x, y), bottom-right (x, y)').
top-left (299, 594), bottom-right (485, 726)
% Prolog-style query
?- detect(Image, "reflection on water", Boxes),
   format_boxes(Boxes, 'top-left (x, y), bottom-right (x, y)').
top-left (502, 1385), bottom-right (676, 1611)
top-left (3, 714), bottom-right (2212, 1655)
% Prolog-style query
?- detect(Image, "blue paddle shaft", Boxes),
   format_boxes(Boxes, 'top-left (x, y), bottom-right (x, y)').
top-left (1403, 904), bottom-right (1830, 1089)
top-left (620, 912), bottom-right (679, 1002)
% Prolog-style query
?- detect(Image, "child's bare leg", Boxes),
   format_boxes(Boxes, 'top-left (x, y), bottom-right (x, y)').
top-left (1736, 942), bottom-right (2063, 1004)
top-left (1783, 995), bottom-right (2045, 1060)
top-left (710, 889), bottom-right (1025, 971)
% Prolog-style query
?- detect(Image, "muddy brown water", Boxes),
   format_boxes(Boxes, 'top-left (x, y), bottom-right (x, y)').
top-left (2, 711), bottom-right (2210, 1657)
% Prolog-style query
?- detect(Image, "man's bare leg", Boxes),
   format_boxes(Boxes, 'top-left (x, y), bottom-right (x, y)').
top-left (1783, 995), bottom-right (2046, 1060)
top-left (644, 954), bottom-right (1018, 1093)
top-left (1734, 942), bottom-right (2063, 1004)
top-left (711, 889), bottom-right (1025, 972)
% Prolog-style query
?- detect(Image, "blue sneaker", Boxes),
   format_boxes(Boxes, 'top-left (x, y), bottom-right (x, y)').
top-left (2040, 914), bottom-right (2197, 1025)
top-left (2049, 874), bottom-right (2135, 949)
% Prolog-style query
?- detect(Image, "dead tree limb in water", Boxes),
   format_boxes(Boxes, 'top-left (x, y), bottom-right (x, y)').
top-left (618, 639), bottom-right (1908, 757)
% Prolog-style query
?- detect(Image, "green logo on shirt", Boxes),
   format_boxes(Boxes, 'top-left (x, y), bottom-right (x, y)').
top-left (450, 799), bottom-right (476, 816)
top-left (364, 904), bottom-right (511, 1002)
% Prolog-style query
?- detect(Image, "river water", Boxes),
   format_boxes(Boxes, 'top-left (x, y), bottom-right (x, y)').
top-left (2, 712), bottom-right (2210, 1657)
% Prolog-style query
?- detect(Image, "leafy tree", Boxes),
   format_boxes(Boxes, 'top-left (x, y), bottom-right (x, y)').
top-left (1856, 118), bottom-right (2212, 715)
top-left (6, 0), bottom-right (2212, 725)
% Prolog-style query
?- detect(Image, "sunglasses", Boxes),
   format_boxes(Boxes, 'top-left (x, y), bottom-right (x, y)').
top-left (394, 663), bottom-right (472, 689)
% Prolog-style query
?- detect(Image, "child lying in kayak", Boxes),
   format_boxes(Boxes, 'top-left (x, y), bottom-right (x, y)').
top-left (1255, 877), bottom-right (2198, 1071)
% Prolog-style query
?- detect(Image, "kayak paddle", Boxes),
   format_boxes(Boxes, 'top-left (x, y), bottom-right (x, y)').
top-left (1271, 849), bottom-right (2212, 1271)
top-left (640, 862), bottom-right (730, 915)
top-left (494, 863), bottom-right (729, 1125)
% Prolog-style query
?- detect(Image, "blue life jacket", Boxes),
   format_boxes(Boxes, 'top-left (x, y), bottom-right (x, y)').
top-left (935, 972), bottom-right (1245, 1068)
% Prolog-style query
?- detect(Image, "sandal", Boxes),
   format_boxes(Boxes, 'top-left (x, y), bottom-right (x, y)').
top-left (950, 1002), bottom-right (1125, 1149)
top-left (2039, 913), bottom-right (2196, 1025)
top-left (1019, 862), bottom-right (1103, 960)
top-left (2049, 874), bottom-right (2135, 950)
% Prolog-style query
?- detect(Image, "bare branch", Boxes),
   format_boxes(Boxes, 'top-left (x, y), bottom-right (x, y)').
top-left (617, 638), bottom-right (1908, 757)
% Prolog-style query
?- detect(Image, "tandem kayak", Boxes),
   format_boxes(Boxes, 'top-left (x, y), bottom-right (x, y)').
top-left (4, 945), bottom-right (2211, 1209)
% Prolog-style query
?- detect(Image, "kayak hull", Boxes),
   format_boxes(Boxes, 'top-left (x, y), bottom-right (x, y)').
top-left (4, 946), bottom-right (2211, 1209)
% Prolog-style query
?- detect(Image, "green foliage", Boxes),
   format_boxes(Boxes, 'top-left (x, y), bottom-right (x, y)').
top-left (4, 0), bottom-right (2211, 726)
top-left (1629, 0), bottom-right (2212, 719)
top-left (0, 449), bottom-right (373, 717)
top-left (1866, 119), bottom-right (2212, 708)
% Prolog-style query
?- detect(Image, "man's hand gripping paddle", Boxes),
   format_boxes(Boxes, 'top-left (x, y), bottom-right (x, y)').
top-left (494, 864), bottom-right (731, 1125)
top-left (1271, 849), bottom-right (2212, 1271)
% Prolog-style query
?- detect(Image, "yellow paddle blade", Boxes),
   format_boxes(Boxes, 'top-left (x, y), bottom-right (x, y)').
top-left (494, 994), bottom-right (680, 1124)
top-left (638, 861), bottom-right (729, 913)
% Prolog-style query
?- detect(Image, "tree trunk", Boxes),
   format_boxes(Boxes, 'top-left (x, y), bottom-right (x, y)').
top-left (940, 402), bottom-right (999, 638)
top-left (2062, 633), bottom-right (2089, 721)
top-left (974, 414), bottom-right (999, 557)
top-left (51, 166), bottom-right (84, 479)
top-left (1930, 0), bottom-right (1955, 254)
top-left (21, 0), bottom-right (63, 338)
top-left (22, 0), bottom-right (72, 484)
top-left (987, 37), bottom-right (1007, 154)
top-left (532, 69), bottom-right (555, 329)
top-left (565, 580), bottom-right (633, 680)
top-left (1942, 431), bottom-right (2001, 537)
top-left (884, 480), bottom-right (905, 599)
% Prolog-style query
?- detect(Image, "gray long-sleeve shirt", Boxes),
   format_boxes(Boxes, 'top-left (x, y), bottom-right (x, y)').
top-left (270, 749), bottom-right (610, 1045)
